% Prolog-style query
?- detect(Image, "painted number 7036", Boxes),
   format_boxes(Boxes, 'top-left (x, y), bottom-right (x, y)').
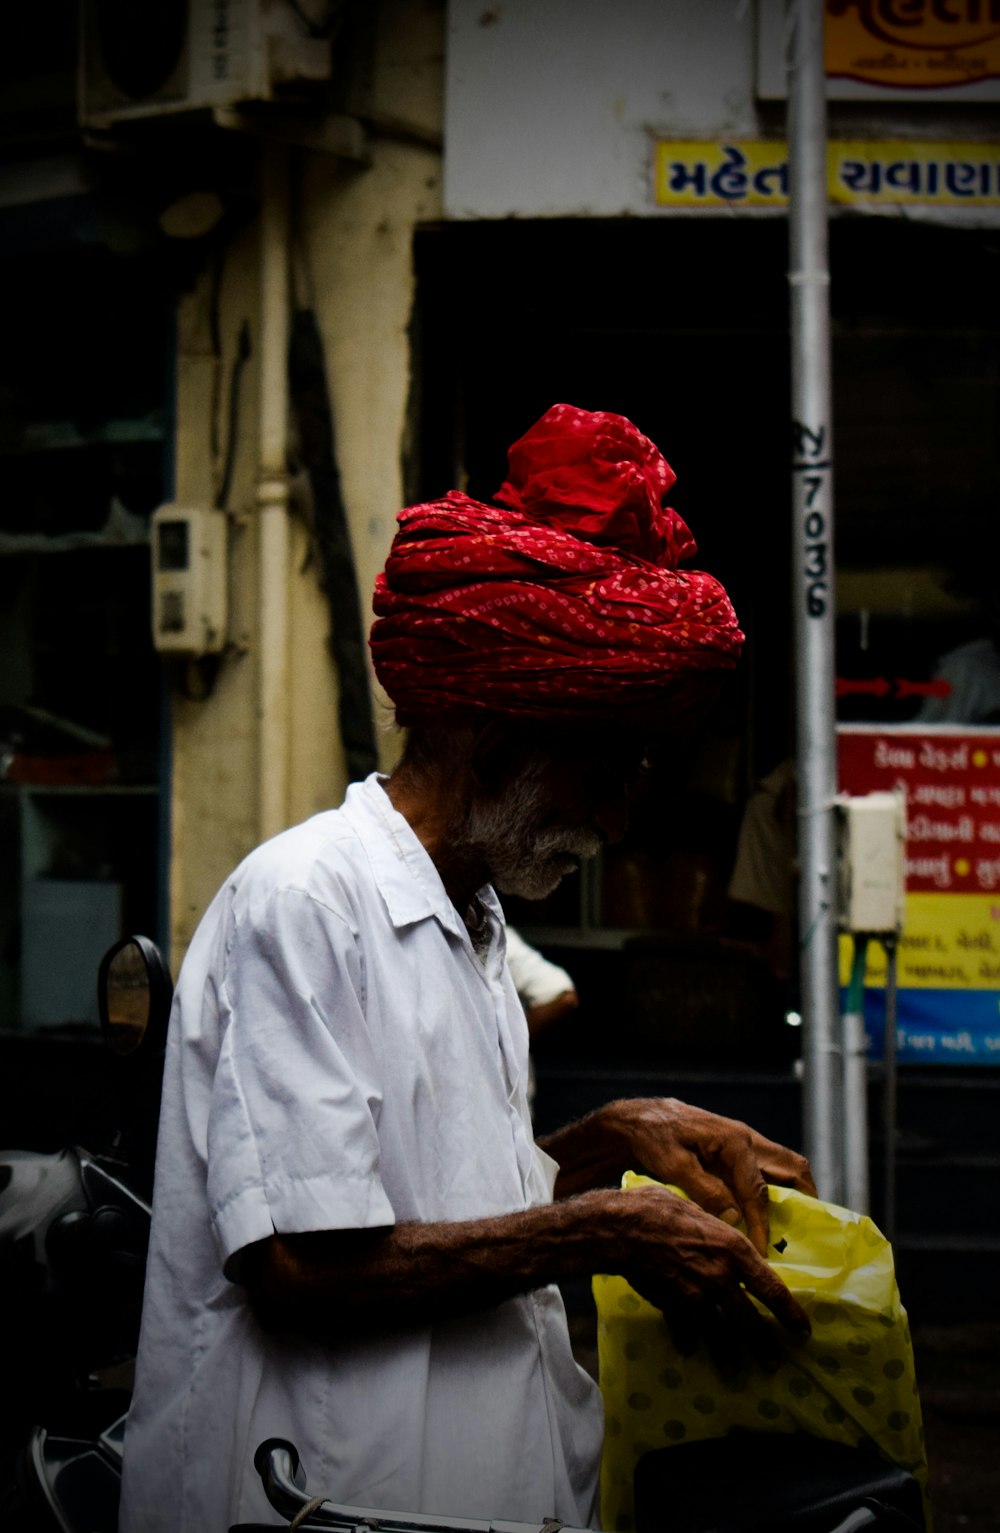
top-left (794, 423), bottom-right (830, 619)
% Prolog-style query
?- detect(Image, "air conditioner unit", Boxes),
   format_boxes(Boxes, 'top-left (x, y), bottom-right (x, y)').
top-left (79, 0), bottom-right (333, 130)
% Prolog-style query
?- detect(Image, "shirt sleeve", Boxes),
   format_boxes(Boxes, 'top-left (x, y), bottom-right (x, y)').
top-left (504, 927), bottom-right (575, 1009)
top-left (206, 883), bottom-right (395, 1269)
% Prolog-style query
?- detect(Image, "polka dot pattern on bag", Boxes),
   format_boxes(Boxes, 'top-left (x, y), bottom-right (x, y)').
top-left (593, 1181), bottom-right (930, 1533)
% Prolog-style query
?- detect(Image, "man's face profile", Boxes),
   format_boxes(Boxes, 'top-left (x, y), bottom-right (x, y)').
top-left (460, 729), bottom-right (648, 901)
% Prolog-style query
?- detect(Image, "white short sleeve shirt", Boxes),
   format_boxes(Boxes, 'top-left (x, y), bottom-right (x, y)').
top-left (119, 775), bottom-right (603, 1533)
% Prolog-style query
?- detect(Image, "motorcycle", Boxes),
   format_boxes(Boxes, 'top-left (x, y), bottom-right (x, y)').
top-left (0, 934), bottom-right (171, 1533)
top-left (1, 936), bottom-right (925, 1533)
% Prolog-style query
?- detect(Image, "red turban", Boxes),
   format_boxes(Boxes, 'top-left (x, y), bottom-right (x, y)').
top-left (369, 403), bottom-right (743, 725)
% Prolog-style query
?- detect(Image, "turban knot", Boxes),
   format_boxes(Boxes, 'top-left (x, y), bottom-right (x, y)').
top-left (369, 404), bottom-right (743, 725)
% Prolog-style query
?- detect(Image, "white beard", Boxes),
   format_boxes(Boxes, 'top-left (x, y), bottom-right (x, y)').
top-left (454, 759), bottom-right (602, 901)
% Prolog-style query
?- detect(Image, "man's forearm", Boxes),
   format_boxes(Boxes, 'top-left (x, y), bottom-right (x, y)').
top-left (538, 1101), bottom-right (637, 1199)
top-left (243, 1190), bottom-right (621, 1338)
top-left (241, 1175), bottom-right (811, 1357)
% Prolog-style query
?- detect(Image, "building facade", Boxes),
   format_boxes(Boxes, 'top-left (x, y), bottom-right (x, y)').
top-left (1, 0), bottom-right (997, 1018)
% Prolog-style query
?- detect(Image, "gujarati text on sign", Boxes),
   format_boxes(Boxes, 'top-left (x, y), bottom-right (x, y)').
top-left (654, 141), bottom-right (1000, 210)
top-left (838, 725), bottom-right (1000, 1064)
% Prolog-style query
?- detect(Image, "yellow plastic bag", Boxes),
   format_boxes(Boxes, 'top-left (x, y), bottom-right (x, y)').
top-left (593, 1177), bottom-right (930, 1533)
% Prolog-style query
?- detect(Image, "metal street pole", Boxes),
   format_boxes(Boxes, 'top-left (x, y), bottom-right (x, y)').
top-left (786, 1), bottom-right (842, 1203)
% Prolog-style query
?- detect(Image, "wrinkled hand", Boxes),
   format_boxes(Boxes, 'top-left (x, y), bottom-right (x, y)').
top-left (617, 1183), bottom-right (811, 1373)
top-left (605, 1097), bottom-right (817, 1257)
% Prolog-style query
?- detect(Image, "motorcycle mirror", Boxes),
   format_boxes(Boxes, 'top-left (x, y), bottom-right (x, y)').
top-left (97, 935), bottom-right (173, 1059)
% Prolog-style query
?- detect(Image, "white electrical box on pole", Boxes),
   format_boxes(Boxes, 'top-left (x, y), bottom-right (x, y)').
top-left (835, 790), bottom-right (907, 1228)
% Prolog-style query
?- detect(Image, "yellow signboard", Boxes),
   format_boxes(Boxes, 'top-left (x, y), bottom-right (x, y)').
top-left (826, 1), bottom-right (1000, 91)
top-left (839, 894), bottom-right (1000, 992)
top-left (654, 140), bottom-right (1000, 209)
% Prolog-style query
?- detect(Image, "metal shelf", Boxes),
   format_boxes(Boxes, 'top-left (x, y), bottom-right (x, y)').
top-left (0, 417), bottom-right (165, 456)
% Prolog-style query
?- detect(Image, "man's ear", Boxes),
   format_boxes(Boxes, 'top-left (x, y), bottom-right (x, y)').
top-left (469, 717), bottom-right (523, 791)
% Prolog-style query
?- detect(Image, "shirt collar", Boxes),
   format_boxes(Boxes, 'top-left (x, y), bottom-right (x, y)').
top-left (343, 774), bottom-right (503, 940)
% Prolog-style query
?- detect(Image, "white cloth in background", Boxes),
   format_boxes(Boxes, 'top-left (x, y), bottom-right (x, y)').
top-left (506, 926), bottom-right (576, 1009)
top-left (917, 638), bottom-right (1000, 725)
top-left (119, 774), bottom-right (602, 1533)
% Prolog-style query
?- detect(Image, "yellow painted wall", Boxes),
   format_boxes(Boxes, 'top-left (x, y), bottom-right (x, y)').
top-left (169, 229), bottom-right (262, 955)
top-left (168, 0), bottom-right (444, 966)
top-left (294, 133), bottom-right (443, 801)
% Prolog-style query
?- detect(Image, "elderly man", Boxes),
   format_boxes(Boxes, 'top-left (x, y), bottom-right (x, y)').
top-left (120, 404), bottom-right (814, 1533)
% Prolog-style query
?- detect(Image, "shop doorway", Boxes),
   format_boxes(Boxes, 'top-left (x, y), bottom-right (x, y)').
top-left (411, 214), bottom-right (1000, 1083)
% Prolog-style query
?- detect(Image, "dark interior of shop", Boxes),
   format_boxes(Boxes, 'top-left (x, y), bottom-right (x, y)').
top-left (413, 215), bottom-right (1000, 1324)
top-left (412, 213), bottom-right (1000, 1038)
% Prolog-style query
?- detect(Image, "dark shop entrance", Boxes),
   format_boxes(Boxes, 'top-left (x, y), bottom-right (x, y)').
top-left (411, 214), bottom-right (1000, 1317)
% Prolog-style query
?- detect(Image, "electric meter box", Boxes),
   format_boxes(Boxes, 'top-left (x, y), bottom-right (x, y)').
top-left (151, 503), bottom-right (228, 656)
top-left (835, 790), bottom-right (906, 936)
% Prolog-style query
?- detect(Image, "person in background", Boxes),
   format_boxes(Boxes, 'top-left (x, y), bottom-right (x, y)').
top-left (505, 925), bottom-right (579, 1035)
top-left (725, 757), bottom-right (797, 985)
top-left (918, 568), bottom-right (1000, 726)
top-left (917, 627), bottom-right (1000, 725)
top-left (505, 925), bottom-right (579, 1115)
